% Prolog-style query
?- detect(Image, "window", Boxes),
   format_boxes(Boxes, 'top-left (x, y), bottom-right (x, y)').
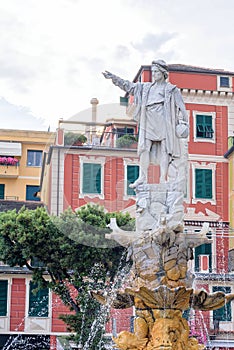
top-left (27, 150), bottom-right (42, 167)
top-left (196, 115), bottom-right (214, 139)
top-left (79, 156), bottom-right (105, 199)
top-left (195, 169), bottom-right (212, 199)
top-left (220, 76), bottom-right (230, 88)
top-left (120, 96), bottom-right (128, 106)
top-left (195, 243), bottom-right (212, 272)
top-left (194, 229), bottom-right (212, 273)
top-left (30, 257), bottom-right (44, 268)
top-left (217, 75), bottom-right (232, 92)
top-left (26, 185), bottom-right (40, 201)
top-left (0, 280), bottom-right (8, 316)
top-left (28, 282), bottom-right (49, 317)
top-left (0, 184), bottom-right (5, 199)
top-left (82, 163), bottom-right (101, 194)
top-left (116, 127), bottom-right (134, 139)
top-left (126, 165), bottom-right (139, 196)
top-left (193, 111), bottom-right (216, 143)
top-left (192, 162), bottom-right (216, 204)
top-left (213, 286), bottom-right (232, 321)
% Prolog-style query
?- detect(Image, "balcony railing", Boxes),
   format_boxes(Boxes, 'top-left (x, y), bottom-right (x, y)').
top-left (0, 164), bottom-right (19, 178)
top-left (64, 131), bottom-right (138, 150)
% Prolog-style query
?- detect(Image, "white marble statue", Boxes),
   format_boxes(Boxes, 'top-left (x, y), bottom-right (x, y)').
top-left (103, 59), bottom-right (189, 186)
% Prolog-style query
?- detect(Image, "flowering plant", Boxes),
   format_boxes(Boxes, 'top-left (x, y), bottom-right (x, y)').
top-left (0, 156), bottom-right (19, 166)
top-left (189, 319), bottom-right (207, 344)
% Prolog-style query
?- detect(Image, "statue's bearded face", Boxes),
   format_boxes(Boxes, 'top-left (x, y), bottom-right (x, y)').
top-left (151, 318), bottom-right (189, 350)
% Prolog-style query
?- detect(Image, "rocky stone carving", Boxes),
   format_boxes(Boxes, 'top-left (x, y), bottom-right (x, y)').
top-left (113, 309), bottom-right (205, 350)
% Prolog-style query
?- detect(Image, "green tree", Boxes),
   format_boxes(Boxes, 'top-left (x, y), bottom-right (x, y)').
top-left (0, 204), bottom-right (134, 348)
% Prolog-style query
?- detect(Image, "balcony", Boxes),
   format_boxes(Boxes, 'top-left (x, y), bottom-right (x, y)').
top-left (0, 164), bottom-right (19, 178)
top-left (64, 131), bottom-right (138, 150)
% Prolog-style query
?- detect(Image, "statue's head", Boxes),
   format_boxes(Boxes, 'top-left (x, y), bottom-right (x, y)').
top-left (151, 59), bottom-right (169, 80)
top-left (151, 318), bottom-right (187, 349)
top-left (149, 310), bottom-right (205, 349)
top-left (150, 310), bottom-right (190, 350)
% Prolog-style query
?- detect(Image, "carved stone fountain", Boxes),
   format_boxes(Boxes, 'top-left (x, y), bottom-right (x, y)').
top-left (95, 142), bottom-right (234, 350)
top-left (97, 61), bottom-right (234, 350)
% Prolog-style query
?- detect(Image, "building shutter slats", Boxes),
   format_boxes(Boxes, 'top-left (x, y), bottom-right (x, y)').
top-left (195, 169), bottom-right (212, 199)
top-left (83, 163), bottom-right (101, 194)
top-left (213, 286), bottom-right (232, 321)
top-left (196, 114), bottom-right (213, 139)
top-left (28, 282), bottom-right (49, 317)
top-left (0, 280), bottom-right (8, 316)
top-left (0, 184), bottom-right (5, 199)
top-left (127, 165), bottom-right (139, 196)
top-left (195, 243), bottom-right (212, 272)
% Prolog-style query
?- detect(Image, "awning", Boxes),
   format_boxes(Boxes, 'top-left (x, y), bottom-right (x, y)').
top-left (0, 142), bottom-right (22, 156)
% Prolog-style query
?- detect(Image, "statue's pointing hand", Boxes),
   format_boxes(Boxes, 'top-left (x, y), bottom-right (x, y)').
top-left (102, 70), bottom-right (113, 79)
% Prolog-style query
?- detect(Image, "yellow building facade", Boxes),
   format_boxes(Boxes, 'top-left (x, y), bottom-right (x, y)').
top-left (0, 129), bottom-right (55, 201)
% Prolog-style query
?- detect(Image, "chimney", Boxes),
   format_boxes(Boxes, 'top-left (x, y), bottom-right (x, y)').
top-left (90, 97), bottom-right (99, 124)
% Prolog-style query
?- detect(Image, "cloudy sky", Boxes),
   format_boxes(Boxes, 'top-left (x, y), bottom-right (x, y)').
top-left (0, 0), bottom-right (234, 131)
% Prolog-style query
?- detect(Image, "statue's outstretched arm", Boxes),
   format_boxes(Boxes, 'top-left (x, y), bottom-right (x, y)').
top-left (102, 70), bottom-right (135, 95)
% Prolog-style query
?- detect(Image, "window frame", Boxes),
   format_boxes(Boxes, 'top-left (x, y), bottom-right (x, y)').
top-left (82, 163), bottom-right (102, 195)
top-left (193, 111), bottom-right (216, 143)
top-left (0, 280), bottom-right (8, 316)
top-left (0, 184), bottom-right (5, 200)
top-left (27, 150), bottom-right (43, 167)
top-left (126, 164), bottom-right (139, 196)
top-left (195, 168), bottom-right (213, 199)
top-left (79, 156), bottom-right (105, 199)
top-left (26, 185), bottom-right (40, 201)
top-left (123, 158), bottom-right (139, 199)
top-left (217, 75), bottom-right (232, 92)
top-left (28, 281), bottom-right (49, 318)
top-left (191, 162), bottom-right (216, 205)
top-left (116, 127), bottom-right (134, 139)
top-left (194, 244), bottom-right (212, 273)
top-left (212, 286), bottom-right (232, 322)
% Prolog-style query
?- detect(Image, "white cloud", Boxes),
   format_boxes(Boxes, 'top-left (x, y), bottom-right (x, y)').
top-left (0, 0), bottom-right (233, 130)
top-left (132, 32), bottom-right (177, 53)
top-left (0, 97), bottom-right (46, 130)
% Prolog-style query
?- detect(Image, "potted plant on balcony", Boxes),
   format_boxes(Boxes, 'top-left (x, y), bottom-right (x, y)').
top-left (64, 133), bottom-right (87, 146)
top-left (116, 134), bottom-right (138, 148)
top-left (0, 156), bottom-right (19, 166)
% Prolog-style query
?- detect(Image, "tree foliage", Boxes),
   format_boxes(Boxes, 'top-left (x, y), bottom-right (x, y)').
top-left (0, 204), bottom-right (134, 348)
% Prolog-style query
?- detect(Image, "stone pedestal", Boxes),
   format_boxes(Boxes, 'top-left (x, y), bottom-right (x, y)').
top-left (135, 181), bottom-right (185, 233)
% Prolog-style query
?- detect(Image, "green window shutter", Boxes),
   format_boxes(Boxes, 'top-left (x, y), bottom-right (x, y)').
top-left (0, 184), bottom-right (5, 199)
top-left (26, 185), bottom-right (40, 201)
top-left (83, 163), bottom-right (101, 194)
top-left (195, 169), bottom-right (203, 198)
top-left (196, 114), bottom-right (213, 138)
top-left (205, 169), bottom-right (212, 198)
top-left (0, 280), bottom-right (8, 316)
top-left (213, 286), bottom-right (232, 321)
top-left (194, 243), bottom-right (212, 272)
top-left (120, 96), bottom-right (128, 106)
top-left (127, 165), bottom-right (139, 195)
top-left (28, 282), bottom-right (49, 317)
top-left (195, 169), bottom-right (212, 199)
